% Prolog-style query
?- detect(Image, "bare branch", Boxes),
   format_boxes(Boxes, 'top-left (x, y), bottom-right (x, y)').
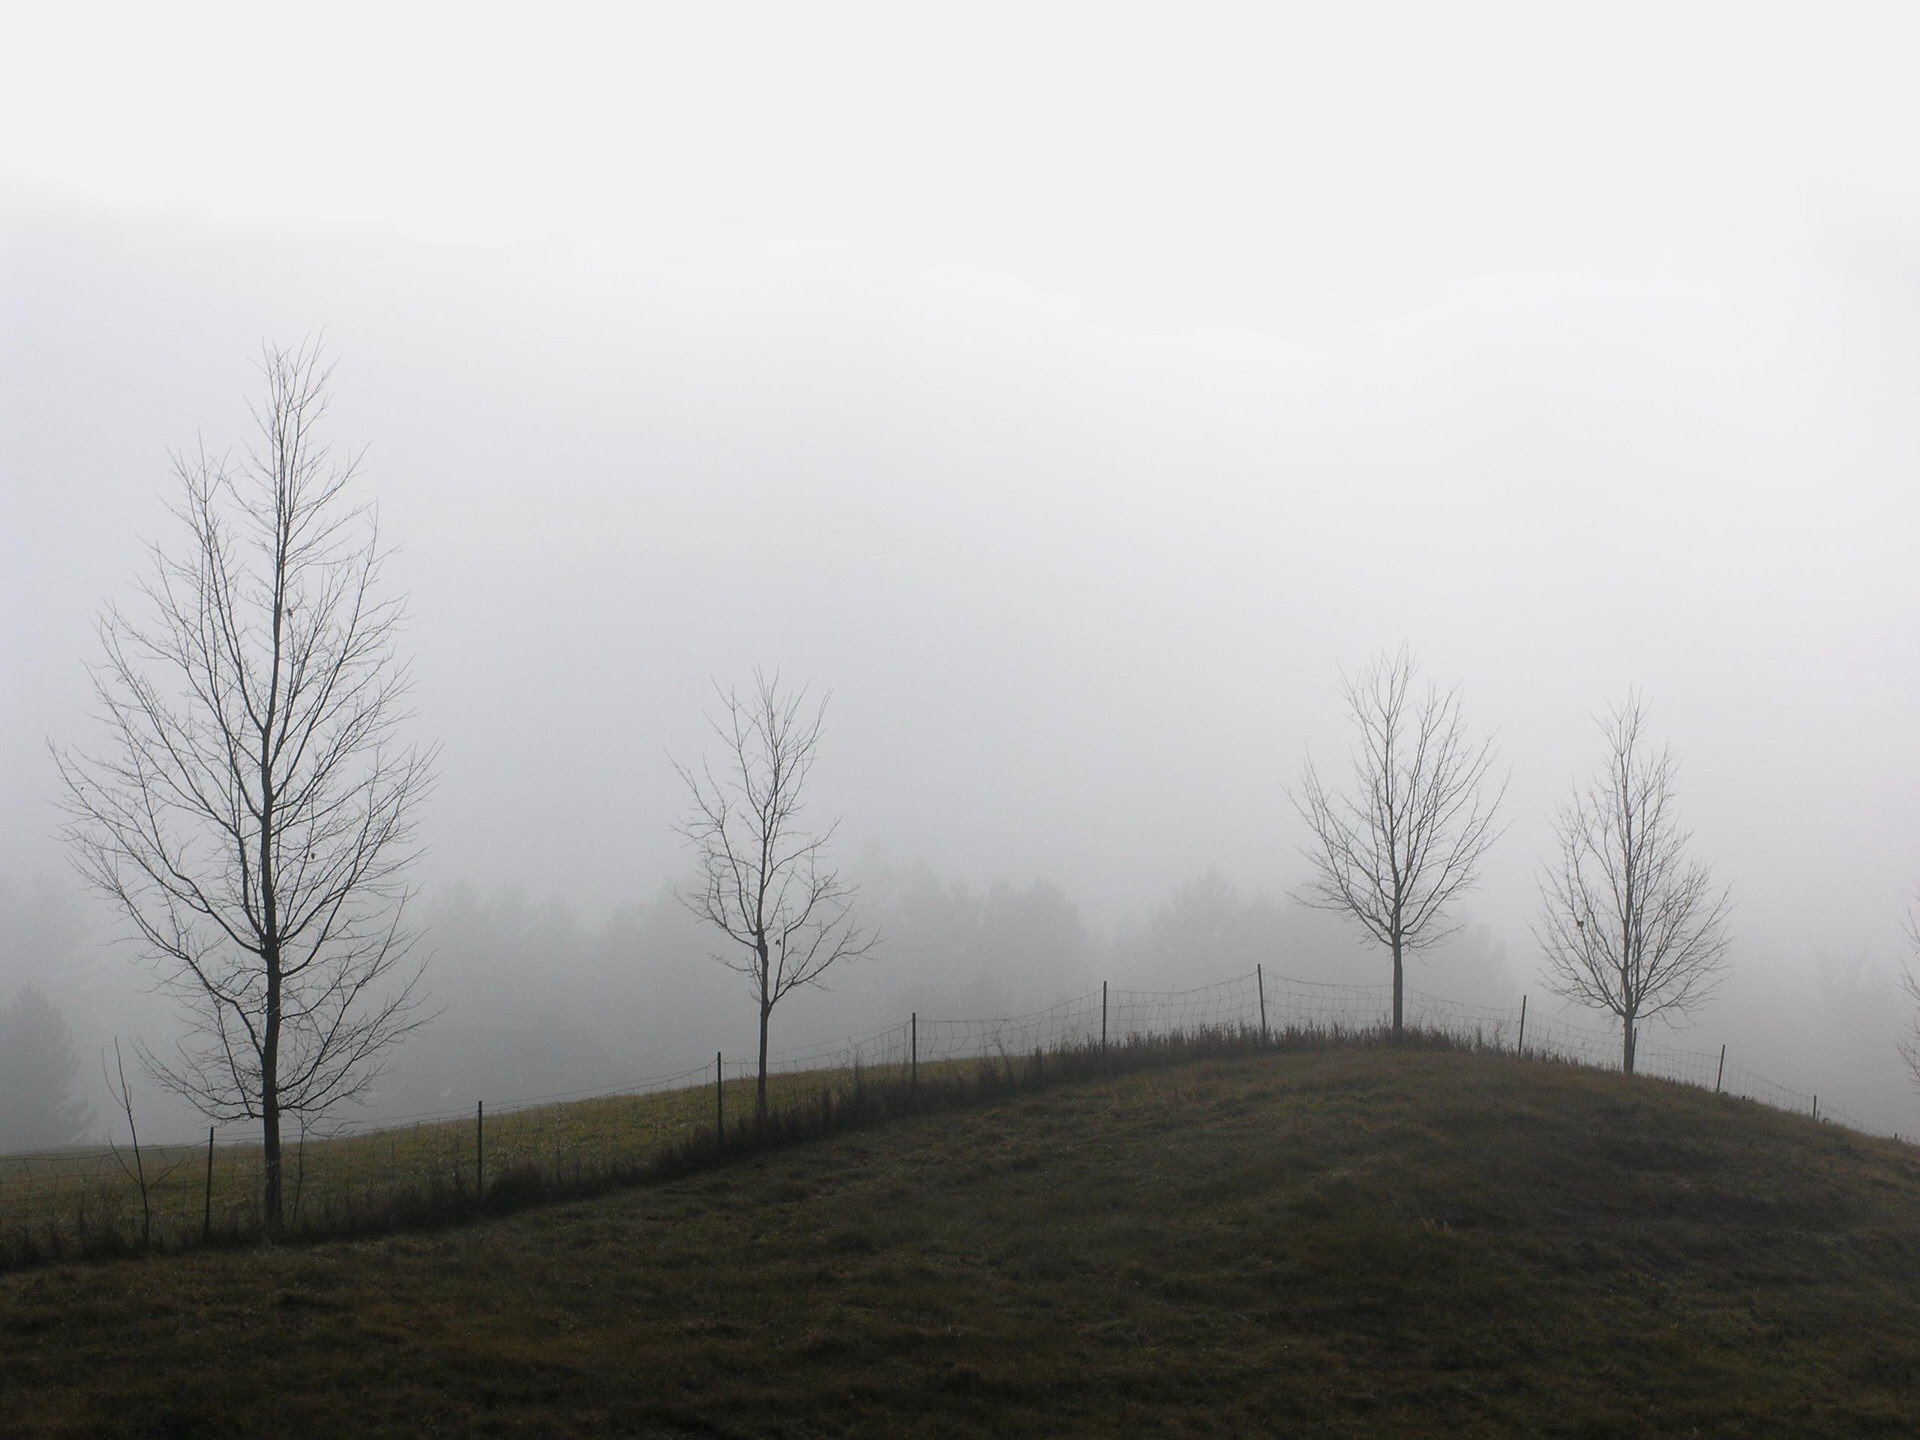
top-left (103, 1037), bottom-right (187, 1248)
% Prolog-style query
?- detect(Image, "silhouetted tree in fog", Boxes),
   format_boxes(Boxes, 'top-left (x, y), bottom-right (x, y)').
top-left (854, 862), bottom-right (1095, 1017)
top-left (1291, 647), bottom-right (1505, 1036)
top-left (1536, 695), bottom-right (1731, 1073)
top-left (674, 671), bottom-right (875, 1122)
top-left (0, 986), bottom-right (94, 1150)
top-left (53, 342), bottom-right (435, 1230)
top-left (1127, 871), bottom-right (1287, 979)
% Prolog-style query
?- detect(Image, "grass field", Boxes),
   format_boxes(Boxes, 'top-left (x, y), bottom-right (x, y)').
top-left (4, 1046), bottom-right (1920, 1438)
top-left (0, 1062), bottom-right (921, 1259)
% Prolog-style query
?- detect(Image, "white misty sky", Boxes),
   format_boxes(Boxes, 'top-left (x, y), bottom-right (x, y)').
top-left (3, 4), bottom-right (1918, 1079)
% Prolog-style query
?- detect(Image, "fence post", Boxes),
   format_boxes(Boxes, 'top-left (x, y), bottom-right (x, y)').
top-left (476, 1101), bottom-right (485, 1198)
top-left (1812, 1095), bottom-right (1819, 1123)
top-left (1715, 1044), bottom-right (1726, 1094)
top-left (1517, 995), bottom-right (1527, 1056)
top-left (1256, 964), bottom-right (1268, 1044)
top-left (911, 1012), bottom-right (918, 1091)
top-left (1101, 981), bottom-right (1108, 1052)
top-left (202, 1126), bottom-right (214, 1242)
top-left (715, 1052), bottom-right (724, 1144)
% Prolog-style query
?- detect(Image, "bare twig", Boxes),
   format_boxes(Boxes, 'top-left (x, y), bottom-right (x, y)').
top-left (104, 1038), bottom-right (187, 1249)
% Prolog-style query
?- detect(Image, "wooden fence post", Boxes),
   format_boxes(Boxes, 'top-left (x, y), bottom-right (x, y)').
top-left (1812, 1095), bottom-right (1819, 1122)
top-left (1101, 981), bottom-right (1108, 1052)
top-left (1715, 1044), bottom-right (1726, 1094)
top-left (715, 1052), bottom-right (724, 1144)
top-left (476, 1101), bottom-right (485, 1198)
top-left (911, 1012), bottom-right (918, 1091)
top-left (1517, 995), bottom-right (1527, 1055)
top-left (202, 1126), bottom-right (214, 1242)
top-left (1257, 965), bottom-right (1268, 1043)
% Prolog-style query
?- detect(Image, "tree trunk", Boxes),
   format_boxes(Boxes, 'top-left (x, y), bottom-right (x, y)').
top-left (1390, 934), bottom-right (1404, 1038)
top-left (258, 675), bottom-right (283, 1232)
top-left (261, 940), bottom-right (283, 1233)
top-left (756, 995), bottom-right (771, 1126)
top-left (258, 784), bottom-right (283, 1232)
top-left (261, 1088), bottom-right (283, 1233)
top-left (1622, 1011), bottom-right (1637, 1074)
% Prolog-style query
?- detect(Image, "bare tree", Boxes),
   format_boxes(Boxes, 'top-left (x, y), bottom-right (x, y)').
top-left (1898, 903), bottom-right (1920, 1089)
top-left (1536, 695), bottom-right (1731, 1073)
top-left (0, 985), bottom-right (94, 1150)
top-left (54, 342), bottom-right (435, 1231)
top-left (1290, 647), bottom-right (1505, 1036)
top-left (674, 671), bottom-right (875, 1123)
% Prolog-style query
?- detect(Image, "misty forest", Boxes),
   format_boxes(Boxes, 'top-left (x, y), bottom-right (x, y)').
top-left (5, 6), bottom-right (1920, 1437)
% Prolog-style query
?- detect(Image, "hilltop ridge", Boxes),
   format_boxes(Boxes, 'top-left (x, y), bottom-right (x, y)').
top-left (4, 1047), bottom-right (1919, 1438)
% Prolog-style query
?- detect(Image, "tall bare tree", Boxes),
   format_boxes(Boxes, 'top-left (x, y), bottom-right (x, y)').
top-left (1536, 695), bottom-right (1731, 1073)
top-left (674, 671), bottom-right (875, 1122)
top-left (54, 342), bottom-right (434, 1230)
top-left (1291, 647), bottom-right (1505, 1035)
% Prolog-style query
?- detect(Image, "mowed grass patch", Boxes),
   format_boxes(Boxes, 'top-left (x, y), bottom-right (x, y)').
top-left (4, 1048), bottom-right (1920, 1438)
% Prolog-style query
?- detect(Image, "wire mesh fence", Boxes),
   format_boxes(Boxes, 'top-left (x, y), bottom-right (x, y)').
top-left (0, 962), bottom-right (1895, 1266)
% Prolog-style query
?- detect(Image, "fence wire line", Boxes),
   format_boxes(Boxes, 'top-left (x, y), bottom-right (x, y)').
top-left (0, 965), bottom-right (1895, 1257)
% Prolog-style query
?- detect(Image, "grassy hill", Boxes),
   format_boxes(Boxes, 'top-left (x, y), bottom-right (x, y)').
top-left (4, 1047), bottom-right (1920, 1438)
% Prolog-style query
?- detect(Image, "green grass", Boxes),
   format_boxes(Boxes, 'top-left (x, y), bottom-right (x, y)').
top-left (5, 1047), bottom-right (1920, 1438)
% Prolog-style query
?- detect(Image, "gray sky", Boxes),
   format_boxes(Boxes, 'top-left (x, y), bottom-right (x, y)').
top-left (4, 4), bottom-right (1918, 1125)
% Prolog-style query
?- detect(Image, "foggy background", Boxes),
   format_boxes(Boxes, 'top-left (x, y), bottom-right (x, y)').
top-left (3, 4), bottom-right (1917, 1140)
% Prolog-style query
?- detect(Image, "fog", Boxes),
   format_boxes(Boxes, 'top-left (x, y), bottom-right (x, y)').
top-left (3, 5), bottom-right (1918, 1142)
